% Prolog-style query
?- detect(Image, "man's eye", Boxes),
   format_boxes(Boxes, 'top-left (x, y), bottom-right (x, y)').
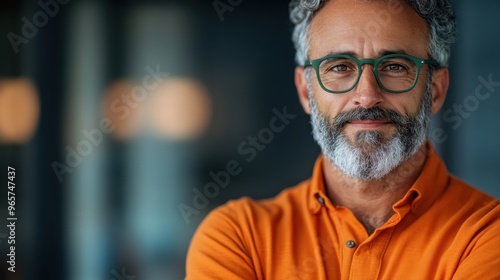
top-left (331, 65), bottom-right (349, 72)
top-left (385, 64), bottom-right (406, 71)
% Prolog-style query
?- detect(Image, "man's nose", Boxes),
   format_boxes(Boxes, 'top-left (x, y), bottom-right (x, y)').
top-left (351, 65), bottom-right (384, 108)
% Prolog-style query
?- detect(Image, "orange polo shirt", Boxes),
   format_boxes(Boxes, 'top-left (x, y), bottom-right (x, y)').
top-left (186, 143), bottom-right (500, 279)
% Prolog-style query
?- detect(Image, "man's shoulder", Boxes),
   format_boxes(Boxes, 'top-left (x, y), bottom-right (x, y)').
top-left (438, 175), bottom-right (499, 227)
top-left (187, 178), bottom-right (313, 264)
top-left (446, 175), bottom-right (498, 209)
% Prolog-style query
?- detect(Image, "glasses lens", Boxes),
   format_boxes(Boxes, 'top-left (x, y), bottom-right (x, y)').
top-left (316, 55), bottom-right (421, 93)
top-left (376, 56), bottom-right (418, 92)
top-left (318, 57), bottom-right (359, 92)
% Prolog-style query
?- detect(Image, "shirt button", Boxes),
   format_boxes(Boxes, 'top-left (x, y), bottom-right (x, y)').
top-left (346, 240), bottom-right (356, 248)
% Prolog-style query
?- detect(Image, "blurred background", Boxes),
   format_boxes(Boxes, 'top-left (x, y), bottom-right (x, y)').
top-left (0, 0), bottom-right (498, 279)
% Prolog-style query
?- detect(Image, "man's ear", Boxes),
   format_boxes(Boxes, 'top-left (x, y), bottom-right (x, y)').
top-left (295, 66), bottom-right (311, 114)
top-left (430, 67), bottom-right (449, 114)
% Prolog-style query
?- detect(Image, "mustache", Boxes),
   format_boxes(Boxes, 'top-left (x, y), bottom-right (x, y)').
top-left (331, 107), bottom-right (409, 129)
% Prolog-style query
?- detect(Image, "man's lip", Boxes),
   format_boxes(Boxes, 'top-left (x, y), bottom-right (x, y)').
top-left (347, 120), bottom-right (392, 128)
top-left (349, 120), bottom-right (391, 124)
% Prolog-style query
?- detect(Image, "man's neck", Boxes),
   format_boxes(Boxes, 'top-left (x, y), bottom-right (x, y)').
top-left (323, 144), bottom-right (428, 235)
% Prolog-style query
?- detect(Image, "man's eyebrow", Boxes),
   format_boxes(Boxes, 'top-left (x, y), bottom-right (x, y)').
top-left (378, 49), bottom-right (408, 56)
top-left (325, 51), bottom-right (358, 58)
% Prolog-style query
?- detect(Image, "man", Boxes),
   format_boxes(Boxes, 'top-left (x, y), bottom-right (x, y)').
top-left (185, 0), bottom-right (500, 279)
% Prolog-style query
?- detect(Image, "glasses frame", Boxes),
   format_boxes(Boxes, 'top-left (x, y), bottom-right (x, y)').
top-left (305, 53), bottom-right (439, 94)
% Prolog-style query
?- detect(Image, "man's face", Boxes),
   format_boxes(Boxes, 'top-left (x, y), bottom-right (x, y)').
top-left (305, 0), bottom-right (435, 180)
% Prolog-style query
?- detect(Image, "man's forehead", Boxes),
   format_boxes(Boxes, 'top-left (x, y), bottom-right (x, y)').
top-left (308, 0), bottom-right (429, 59)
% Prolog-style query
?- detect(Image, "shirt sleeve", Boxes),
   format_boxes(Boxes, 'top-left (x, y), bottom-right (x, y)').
top-left (185, 204), bottom-right (258, 280)
top-left (452, 202), bottom-right (500, 280)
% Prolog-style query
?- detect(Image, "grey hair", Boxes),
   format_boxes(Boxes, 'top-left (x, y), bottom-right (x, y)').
top-left (290, 0), bottom-right (456, 67)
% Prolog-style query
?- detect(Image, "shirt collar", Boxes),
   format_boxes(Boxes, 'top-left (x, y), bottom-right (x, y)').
top-left (404, 142), bottom-right (450, 215)
top-left (307, 155), bottom-right (329, 214)
top-left (307, 142), bottom-right (450, 215)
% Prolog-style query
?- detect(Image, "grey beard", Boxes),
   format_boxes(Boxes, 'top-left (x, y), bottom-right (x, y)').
top-left (309, 91), bottom-right (431, 181)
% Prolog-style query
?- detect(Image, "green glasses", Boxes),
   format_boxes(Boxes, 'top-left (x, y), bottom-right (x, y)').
top-left (305, 53), bottom-right (439, 94)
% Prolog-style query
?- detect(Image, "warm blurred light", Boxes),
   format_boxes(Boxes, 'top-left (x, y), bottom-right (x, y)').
top-left (149, 77), bottom-right (212, 140)
top-left (102, 80), bottom-right (142, 139)
top-left (0, 78), bottom-right (40, 144)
